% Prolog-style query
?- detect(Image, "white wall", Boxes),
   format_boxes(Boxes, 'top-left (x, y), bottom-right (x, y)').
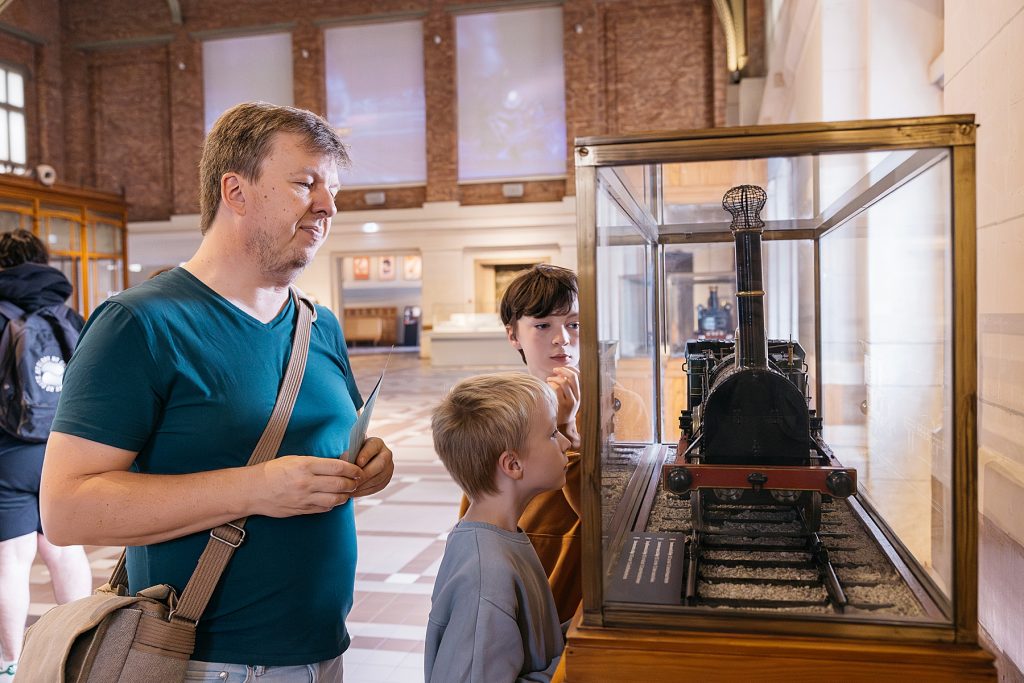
top-left (127, 198), bottom-right (577, 358)
top-left (944, 0), bottom-right (1024, 672)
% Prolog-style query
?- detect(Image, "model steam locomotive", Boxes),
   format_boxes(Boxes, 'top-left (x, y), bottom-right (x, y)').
top-left (662, 185), bottom-right (856, 533)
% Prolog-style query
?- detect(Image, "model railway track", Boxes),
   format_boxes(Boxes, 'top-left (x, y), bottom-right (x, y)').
top-left (684, 501), bottom-right (895, 614)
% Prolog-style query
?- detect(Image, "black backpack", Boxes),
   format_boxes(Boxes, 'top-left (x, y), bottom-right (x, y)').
top-left (0, 300), bottom-right (81, 442)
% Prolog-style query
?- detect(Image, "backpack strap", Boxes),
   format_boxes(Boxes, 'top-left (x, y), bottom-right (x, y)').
top-left (0, 300), bottom-right (25, 323)
top-left (104, 289), bottom-right (318, 626)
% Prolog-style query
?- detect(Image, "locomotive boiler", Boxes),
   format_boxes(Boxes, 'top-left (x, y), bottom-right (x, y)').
top-left (663, 185), bottom-right (856, 533)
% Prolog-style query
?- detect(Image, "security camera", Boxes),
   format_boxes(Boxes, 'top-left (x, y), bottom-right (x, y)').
top-left (35, 164), bottom-right (57, 187)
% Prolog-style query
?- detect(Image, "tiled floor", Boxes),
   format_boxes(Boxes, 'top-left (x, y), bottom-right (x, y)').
top-left (27, 352), bottom-right (517, 683)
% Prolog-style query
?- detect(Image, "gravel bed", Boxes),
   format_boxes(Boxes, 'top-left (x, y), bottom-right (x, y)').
top-left (600, 444), bottom-right (646, 530)
top-left (699, 581), bottom-right (828, 602)
top-left (701, 565), bottom-right (819, 581)
top-left (638, 470), bottom-right (928, 618)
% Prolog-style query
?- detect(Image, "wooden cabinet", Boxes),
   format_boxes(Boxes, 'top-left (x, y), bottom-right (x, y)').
top-left (0, 174), bottom-right (127, 317)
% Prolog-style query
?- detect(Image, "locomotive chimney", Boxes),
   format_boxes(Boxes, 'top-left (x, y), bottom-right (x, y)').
top-left (723, 185), bottom-right (768, 369)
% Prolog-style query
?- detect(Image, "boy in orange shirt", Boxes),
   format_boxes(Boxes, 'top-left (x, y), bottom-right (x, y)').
top-left (460, 264), bottom-right (583, 622)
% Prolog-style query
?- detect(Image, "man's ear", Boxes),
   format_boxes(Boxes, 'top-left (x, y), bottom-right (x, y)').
top-left (505, 324), bottom-right (521, 350)
top-left (497, 449), bottom-right (524, 481)
top-left (221, 172), bottom-right (246, 217)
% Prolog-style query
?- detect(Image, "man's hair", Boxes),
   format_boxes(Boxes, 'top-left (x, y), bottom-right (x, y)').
top-left (432, 372), bottom-right (555, 500)
top-left (0, 230), bottom-right (48, 268)
top-left (500, 264), bottom-right (578, 363)
top-left (198, 101), bottom-right (349, 234)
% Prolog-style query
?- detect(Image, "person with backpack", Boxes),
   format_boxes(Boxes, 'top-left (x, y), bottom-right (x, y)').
top-left (0, 229), bottom-right (92, 679)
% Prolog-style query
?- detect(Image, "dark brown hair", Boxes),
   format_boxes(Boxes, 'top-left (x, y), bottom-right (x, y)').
top-left (500, 264), bottom-right (578, 363)
top-left (199, 101), bottom-right (349, 234)
top-left (0, 229), bottom-right (48, 268)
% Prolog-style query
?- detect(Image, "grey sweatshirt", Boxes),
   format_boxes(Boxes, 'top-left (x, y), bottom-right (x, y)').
top-left (424, 521), bottom-right (564, 683)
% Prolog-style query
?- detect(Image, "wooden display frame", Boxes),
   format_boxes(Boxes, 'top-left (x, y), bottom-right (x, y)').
top-left (570, 116), bottom-right (995, 679)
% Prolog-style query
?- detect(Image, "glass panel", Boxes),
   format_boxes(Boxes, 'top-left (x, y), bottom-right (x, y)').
top-left (45, 215), bottom-right (80, 252)
top-left (91, 221), bottom-right (120, 254)
top-left (456, 6), bottom-right (566, 180)
top-left (6, 71), bottom-right (24, 108)
top-left (0, 68), bottom-right (7, 102)
top-left (325, 20), bottom-right (427, 186)
top-left (50, 256), bottom-right (82, 313)
top-left (9, 112), bottom-right (25, 165)
top-left (596, 170), bottom-right (656, 556)
top-left (820, 154), bottom-right (953, 597)
top-left (202, 33), bottom-right (293, 132)
top-left (0, 210), bottom-right (31, 233)
top-left (0, 111), bottom-right (8, 161)
top-left (89, 258), bottom-right (123, 311)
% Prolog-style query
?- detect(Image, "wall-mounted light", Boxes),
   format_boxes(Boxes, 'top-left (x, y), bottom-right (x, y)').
top-left (433, 34), bottom-right (442, 45)
top-left (574, 23), bottom-right (583, 34)
top-left (177, 61), bottom-right (186, 71)
top-left (300, 49), bottom-right (310, 59)
top-left (361, 222), bottom-right (380, 233)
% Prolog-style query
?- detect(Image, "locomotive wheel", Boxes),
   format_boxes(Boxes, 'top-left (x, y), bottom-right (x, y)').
top-left (800, 491), bottom-right (822, 532)
top-left (691, 490), bottom-right (708, 532)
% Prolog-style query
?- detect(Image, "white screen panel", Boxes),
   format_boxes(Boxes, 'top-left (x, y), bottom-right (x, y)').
top-left (456, 6), bottom-right (567, 181)
top-left (325, 20), bottom-right (426, 186)
top-left (203, 32), bottom-right (294, 132)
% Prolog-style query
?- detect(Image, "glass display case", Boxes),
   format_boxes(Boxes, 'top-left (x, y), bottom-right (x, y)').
top-left (0, 174), bottom-right (127, 317)
top-left (569, 117), bottom-right (995, 679)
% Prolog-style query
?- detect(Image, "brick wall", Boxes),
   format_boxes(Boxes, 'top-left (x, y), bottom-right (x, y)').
top-left (1, 0), bottom-right (763, 221)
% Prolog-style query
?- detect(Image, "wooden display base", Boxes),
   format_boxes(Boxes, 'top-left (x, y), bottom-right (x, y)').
top-left (564, 615), bottom-right (996, 682)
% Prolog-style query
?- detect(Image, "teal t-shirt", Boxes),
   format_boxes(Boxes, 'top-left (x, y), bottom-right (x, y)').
top-left (52, 268), bottom-right (363, 665)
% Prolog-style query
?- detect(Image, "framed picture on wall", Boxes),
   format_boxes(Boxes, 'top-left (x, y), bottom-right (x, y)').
top-left (353, 256), bottom-right (370, 280)
top-left (402, 254), bottom-right (422, 280)
top-left (379, 255), bottom-right (396, 280)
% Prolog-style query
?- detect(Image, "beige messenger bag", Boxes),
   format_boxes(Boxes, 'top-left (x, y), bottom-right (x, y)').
top-left (17, 290), bottom-right (316, 682)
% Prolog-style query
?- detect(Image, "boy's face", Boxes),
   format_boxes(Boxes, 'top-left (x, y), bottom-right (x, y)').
top-left (520, 396), bottom-right (571, 493)
top-left (507, 298), bottom-right (580, 380)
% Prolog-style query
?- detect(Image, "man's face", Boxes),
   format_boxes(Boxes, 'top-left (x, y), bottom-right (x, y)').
top-left (507, 298), bottom-right (580, 380)
top-left (243, 132), bottom-right (340, 284)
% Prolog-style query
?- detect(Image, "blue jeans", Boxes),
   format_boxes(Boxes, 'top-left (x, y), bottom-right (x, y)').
top-left (183, 655), bottom-right (343, 682)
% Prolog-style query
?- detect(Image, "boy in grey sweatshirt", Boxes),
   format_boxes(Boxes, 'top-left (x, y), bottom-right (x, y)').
top-left (427, 373), bottom-right (571, 682)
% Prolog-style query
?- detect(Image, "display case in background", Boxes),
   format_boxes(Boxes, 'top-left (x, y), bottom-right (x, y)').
top-left (0, 174), bottom-right (127, 317)
top-left (568, 117), bottom-right (996, 680)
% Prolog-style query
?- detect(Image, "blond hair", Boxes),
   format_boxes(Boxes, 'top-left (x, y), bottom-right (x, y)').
top-left (432, 373), bottom-right (555, 500)
top-left (198, 101), bottom-right (349, 234)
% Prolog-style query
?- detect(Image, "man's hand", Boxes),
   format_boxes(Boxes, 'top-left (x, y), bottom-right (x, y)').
top-left (547, 366), bottom-right (581, 426)
top-left (350, 437), bottom-right (395, 498)
top-left (252, 456), bottom-right (362, 517)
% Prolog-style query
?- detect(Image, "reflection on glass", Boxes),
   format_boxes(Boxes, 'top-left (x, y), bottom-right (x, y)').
top-left (595, 175), bottom-right (656, 552)
top-left (91, 222), bottom-right (119, 253)
top-left (0, 210), bottom-right (29, 233)
top-left (0, 68), bottom-right (6, 101)
top-left (51, 257), bottom-right (81, 311)
top-left (89, 259), bottom-right (123, 312)
top-left (46, 216), bottom-right (79, 252)
top-left (821, 156), bottom-right (953, 597)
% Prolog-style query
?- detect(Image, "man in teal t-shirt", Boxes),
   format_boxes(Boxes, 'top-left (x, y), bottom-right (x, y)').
top-left (40, 102), bottom-right (395, 678)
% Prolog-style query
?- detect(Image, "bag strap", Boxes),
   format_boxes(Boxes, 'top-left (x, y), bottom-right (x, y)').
top-left (0, 300), bottom-right (25, 322)
top-left (106, 288), bottom-right (318, 626)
